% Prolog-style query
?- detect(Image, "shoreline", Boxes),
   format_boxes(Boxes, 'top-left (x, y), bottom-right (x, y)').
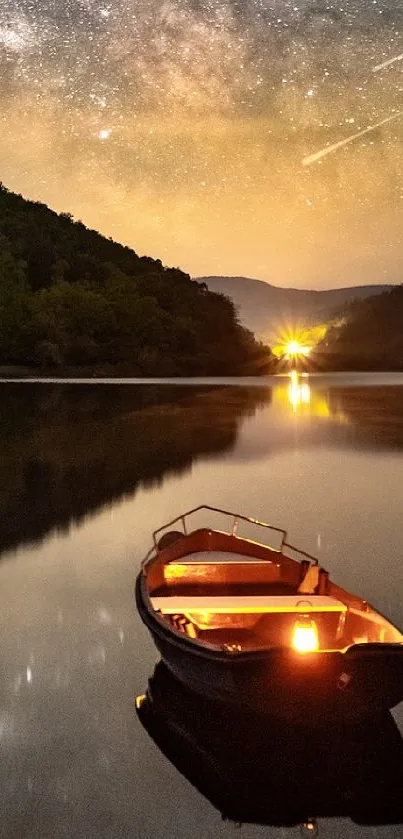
top-left (2, 371), bottom-right (403, 386)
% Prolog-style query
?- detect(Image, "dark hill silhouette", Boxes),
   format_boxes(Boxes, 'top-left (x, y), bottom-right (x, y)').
top-left (196, 276), bottom-right (392, 341)
top-left (315, 284), bottom-right (403, 370)
top-left (0, 183), bottom-right (272, 376)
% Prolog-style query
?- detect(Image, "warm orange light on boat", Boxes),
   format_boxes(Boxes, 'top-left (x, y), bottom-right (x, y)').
top-left (164, 564), bottom-right (188, 581)
top-left (292, 618), bottom-right (319, 653)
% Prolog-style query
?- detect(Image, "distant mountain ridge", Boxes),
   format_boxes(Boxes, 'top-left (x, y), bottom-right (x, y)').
top-left (195, 276), bottom-right (393, 340)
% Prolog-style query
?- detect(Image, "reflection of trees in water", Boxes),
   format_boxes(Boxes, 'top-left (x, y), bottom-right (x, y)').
top-left (328, 387), bottom-right (403, 448)
top-left (0, 384), bottom-right (271, 555)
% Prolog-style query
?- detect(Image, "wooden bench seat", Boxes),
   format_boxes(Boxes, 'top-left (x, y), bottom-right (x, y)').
top-left (151, 595), bottom-right (346, 615)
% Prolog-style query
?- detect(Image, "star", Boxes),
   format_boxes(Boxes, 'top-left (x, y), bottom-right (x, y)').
top-left (0, 0), bottom-right (402, 289)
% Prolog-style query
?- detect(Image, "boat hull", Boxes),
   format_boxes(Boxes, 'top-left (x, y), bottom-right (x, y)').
top-left (136, 575), bottom-right (403, 721)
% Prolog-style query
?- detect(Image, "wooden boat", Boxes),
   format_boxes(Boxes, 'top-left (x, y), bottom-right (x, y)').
top-left (135, 506), bottom-right (403, 720)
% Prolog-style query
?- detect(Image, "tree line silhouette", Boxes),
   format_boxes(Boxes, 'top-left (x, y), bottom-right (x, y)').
top-left (315, 285), bottom-right (403, 371)
top-left (0, 183), bottom-right (272, 375)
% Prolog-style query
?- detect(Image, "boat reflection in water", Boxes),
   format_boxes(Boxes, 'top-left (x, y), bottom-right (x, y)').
top-left (136, 661), bottom-right (403, 832)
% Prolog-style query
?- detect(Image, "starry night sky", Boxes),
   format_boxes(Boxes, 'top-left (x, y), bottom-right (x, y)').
top-left (1, 0), bottom-right (403, 288)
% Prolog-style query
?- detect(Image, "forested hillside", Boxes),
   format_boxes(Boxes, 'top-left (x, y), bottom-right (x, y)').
top-left (0, 184), bottom-right (272, 376)
top-left (315, 286), bottom-right (403, 370)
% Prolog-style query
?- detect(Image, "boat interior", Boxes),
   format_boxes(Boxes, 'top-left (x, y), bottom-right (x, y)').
top-left (145, 529), bottom-right (403, 653)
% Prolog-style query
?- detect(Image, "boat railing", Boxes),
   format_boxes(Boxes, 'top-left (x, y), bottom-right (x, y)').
top-left (142, 505), bottom-right (318, 568)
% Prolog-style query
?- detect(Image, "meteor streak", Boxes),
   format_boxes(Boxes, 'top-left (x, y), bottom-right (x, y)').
top-left (302, 110), bottom-right (403, 166)
top-left (373, 54), bottom-right (403, 72)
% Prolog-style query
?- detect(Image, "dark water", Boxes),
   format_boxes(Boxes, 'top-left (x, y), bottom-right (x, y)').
top-left (2, 375), bottom-right (403, 838)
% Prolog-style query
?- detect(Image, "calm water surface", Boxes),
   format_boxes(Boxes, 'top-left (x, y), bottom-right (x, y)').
top-left (1, 375), bottom-right (403, 838)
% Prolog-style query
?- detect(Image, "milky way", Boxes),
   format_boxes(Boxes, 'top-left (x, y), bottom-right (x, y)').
top-left (1, 0), bottom-right (403, 287)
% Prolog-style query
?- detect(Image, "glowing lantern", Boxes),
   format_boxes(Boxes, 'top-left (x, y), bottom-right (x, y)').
top-left (292, 617), bottom-right (319, 653)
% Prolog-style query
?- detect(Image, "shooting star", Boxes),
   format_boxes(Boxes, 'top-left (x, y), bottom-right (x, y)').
top-left (373, 53), bottom-right (403, 72)
top-left (302, 110), bottom-right (403, 166)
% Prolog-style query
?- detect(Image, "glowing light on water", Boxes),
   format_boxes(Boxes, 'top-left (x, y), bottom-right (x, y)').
top-left (288, 370), bottom-right (311, 412)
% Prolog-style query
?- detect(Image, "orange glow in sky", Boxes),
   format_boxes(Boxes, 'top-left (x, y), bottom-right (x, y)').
top-left (0, 2), bottom-right (402, 288)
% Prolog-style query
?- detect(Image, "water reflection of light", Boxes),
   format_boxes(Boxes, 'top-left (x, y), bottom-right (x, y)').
top-left (88, 645), bottom-right (107, 666)
top-left (0, 712), bottom-right (15, 741)
top-left (13, 674), bottom-right (22, 694)
top-left (288, 370), bottom-right (311, 413)
top-left (98, 606), bottom-right (112, 626)
top-left (274, 373), bottom-right (349, 420)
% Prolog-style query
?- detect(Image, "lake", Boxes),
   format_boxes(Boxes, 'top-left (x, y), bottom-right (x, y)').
top-left (1, 373), bottom-right (403, 838)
